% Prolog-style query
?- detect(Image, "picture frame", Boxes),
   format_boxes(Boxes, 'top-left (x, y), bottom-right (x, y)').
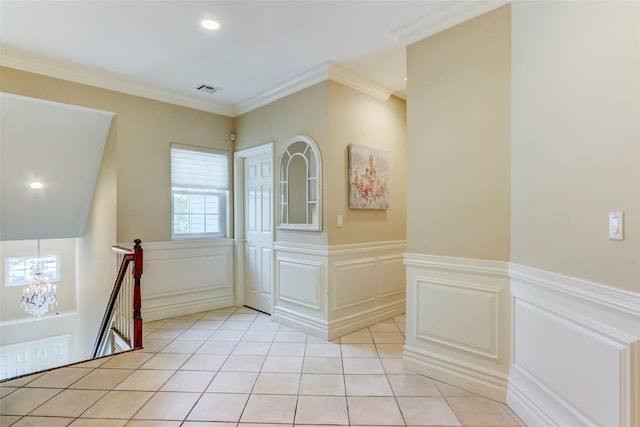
top-left (348, 144), bottom-right (389, 210)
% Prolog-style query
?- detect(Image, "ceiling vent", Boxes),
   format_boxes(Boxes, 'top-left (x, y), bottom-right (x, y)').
top-left (195, 84), bottom-right (222, 94)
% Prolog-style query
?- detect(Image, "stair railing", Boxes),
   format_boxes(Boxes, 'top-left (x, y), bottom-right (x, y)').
top-left (91, 239), bottom-right (143, 358)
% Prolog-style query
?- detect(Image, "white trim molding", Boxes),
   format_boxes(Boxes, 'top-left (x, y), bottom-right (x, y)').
top-left (391, 0), bottom-right (511, 46)
top-left (507, 263), bottom-right (640, 427)
top-left (273, 241), bottom-right (406, 340)
top-left (403, 253), bottom-right (511, 402)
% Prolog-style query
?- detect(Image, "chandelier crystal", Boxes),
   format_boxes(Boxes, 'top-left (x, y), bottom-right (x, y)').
top-left (20, 240), bottom-right (57, 317)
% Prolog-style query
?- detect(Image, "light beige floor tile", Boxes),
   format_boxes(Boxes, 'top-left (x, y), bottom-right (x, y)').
top-left (80, 390), bottom-right (153, 419)
top-left (132, 391), bottom-right (200, 420)
top-left (253, 373), bottom-right (300, 394)
top-left (125, 421), bottom-right (182, 427)
top-left (140, 353), bottom-right (190, 370)
top-left (395, 323), bottom-right (406, 333)
top-left (31, 389), bottom-right (106, 417)
top-left (434, 381), bottom-right (476, 397)
top-left (10, 416), bottom-right (74, 426)
top-left (182, 423), bottom-right (236, 427)
top-left (173, 312), bottom-right (207, 320)
top-left (187, 393), bottom-right (249, 422)
top-left (345, 375), bottom-right (393, 396)
top-left (295, 395), bottom-right (348, 425)
top-left (397, 396), bottom-right (461, 425)
top-left (388, 374), bottom-right (441, 396)
top-left (299, 374), bottom-right (345, 396)
top-left (261, 356), bottom-right (303, 373)
top-left (69, 368), bottom-right (133, 390)
top-left (340, 344), bottom-right (378, 358)
top-left (0, 387), bottom-right (17, 399)
top-left (342, 358), bottom-right (385, 374)
top-left (268, 343), bottom-right (305, 356)
top-left (197, 341), bottom-right (237, 355)
top-left (380, 358), bottom-right (407, 375)
top-left (210, 330), bottom-right (245, 341)
top-left (180, 354), bottom-right (227, 371)
top-left (273, 331), bottom-right (307, 343)
top-left (0, 373), bottom-right (43, 387)
top-left (201, 312), bottom-right (232, 320)
top-left (241, 331), bottom-right (277, 342)
top-left (191, 320), bottom-right (224, 330)
top-left (206, 371), bottom-right (258, 393)
top-left (374, 343), bottom-right (404, 357)
top-left (69, 419), bottom-right (127, 426)
top-left (162, 319), bottom-right (197, 329)
top-left (74, 357), bottom-right (111, 369)
top-left (219, 320), bottom-right (252, 331)
top-left (101, 352), bottom-right (154, 370)
top-left (393, 314), bottom-right (406, 323)
top-left (305, 343), bottom-right (341, 358)
top-left (160, 340), bottom-right (204, 354)
top-left (145, 329), bottom-right (184, 340)
top-left (0, 415), bottom-right (21, 426)
top-left (143, 320), bottom-right (168, 330)
top-left (347, 396), bottom-right (405, 425)
top-left (371, 333), bottom-right (405, 344)
top-left (114, 369), bottom-right (174, 391)
top-left (161, 370), bottom-right (215, 392)
top-left (369, 322), bottom-right (401, 333)
top-left (138, 339), bottom-right (171, 353)
top-left (177, 329), bottom-right (214, 341)
top-left (302, 357), bottom-right (343, 374)
top-left (248, 320), bottom-right (280, 331)
top-left (27, 368), bottom-right (93, 388)
top-left (221, 355), bottom-right (265, 372)
top-left (232, 342), bottom-right (271, 356)
top-left (240, 394), bottom-right (297, 424)
top-left (447, 396), bottom-right (521, 426)
top-left (0, 388), bottom-right (61, 415)
top-left (340, 330), bottom-right (374, 344)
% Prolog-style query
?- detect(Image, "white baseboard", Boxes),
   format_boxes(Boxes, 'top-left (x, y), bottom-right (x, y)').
top-left (272, 305), bottom-right (329, 339)
top-left (327, 300), bottom-right (405, 341)
top-left (404, 344), bottom-right (509, 402)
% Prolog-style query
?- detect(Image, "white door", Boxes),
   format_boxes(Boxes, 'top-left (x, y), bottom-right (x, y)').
top-left (243, 150), bottom-right (273, 314)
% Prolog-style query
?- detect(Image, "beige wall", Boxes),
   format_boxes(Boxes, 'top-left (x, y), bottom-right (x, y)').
top-left (511, 1), bottom-right (639, 292)
top-left (0, 67), bottom-right (235, 244)
top-left (406, 5), bottom-right (511, 261)
top-left (326, 81), bottom-right (406, 245)
top-left (235, 82), bottom-right (329, 245)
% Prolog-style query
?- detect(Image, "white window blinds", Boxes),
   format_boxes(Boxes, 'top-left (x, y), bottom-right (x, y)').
top-left (171, 147), bottom-right (227, 190)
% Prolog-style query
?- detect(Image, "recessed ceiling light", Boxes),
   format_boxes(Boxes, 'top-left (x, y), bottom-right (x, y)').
top-left (30, 181), bottom-right (43, 189)
top-left (200, 19), bottom-right (220, 30)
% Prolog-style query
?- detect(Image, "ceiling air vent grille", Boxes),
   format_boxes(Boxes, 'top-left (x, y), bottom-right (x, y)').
top-left (195, 84), bottom-right (222, 94)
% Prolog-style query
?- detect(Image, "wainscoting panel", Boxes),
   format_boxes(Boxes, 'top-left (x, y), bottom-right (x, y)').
top-left (0, 334), bottom-right (70, 380)
top-left (507, 264), bottom-right (640, 427)
top-left (278, 258), bottom-right (323, 310)
top-left (273, 241), bottom-right (405, 340)
top-left (139, 239), bottom-right (234, 322)
top-left (404, 253), bottom-right (510, 402)
top-left (333, 258), bottom-right (377, 310)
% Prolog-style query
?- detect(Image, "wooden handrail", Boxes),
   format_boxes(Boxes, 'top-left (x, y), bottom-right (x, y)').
top-left (91, 239), bottom-right (143, 358)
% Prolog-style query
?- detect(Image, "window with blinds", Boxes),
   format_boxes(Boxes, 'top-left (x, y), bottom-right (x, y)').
top-left (171, 144), bottom-right (228, 238)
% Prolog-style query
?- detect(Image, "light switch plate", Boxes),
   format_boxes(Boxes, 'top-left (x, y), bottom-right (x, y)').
top-left (609, 211), bottom-right (624, 240)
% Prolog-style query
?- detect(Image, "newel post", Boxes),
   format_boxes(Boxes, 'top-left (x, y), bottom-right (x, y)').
top-left (132, 239), bottom-right (143, 348)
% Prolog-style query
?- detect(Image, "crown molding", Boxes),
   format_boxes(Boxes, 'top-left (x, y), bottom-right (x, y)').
top-left (1, 50), bottom-right (395, 119)
top-left (0, 50), bottom-right (235, 117)
top-left (391, 0), bottom-right (511, 45)
top-left (233, 61), bottom-right (394, 116)
top-left (232, 62), bottom-right (329, 117)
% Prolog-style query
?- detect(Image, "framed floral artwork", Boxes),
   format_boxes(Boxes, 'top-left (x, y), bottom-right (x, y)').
top-left (348, 144), bottom-right (389, 209)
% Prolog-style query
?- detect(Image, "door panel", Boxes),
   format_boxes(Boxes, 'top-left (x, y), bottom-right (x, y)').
top-left (243, 150), bottom-right (273, 313)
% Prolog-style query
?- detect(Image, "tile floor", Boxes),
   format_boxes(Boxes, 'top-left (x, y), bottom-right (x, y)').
top-left (0, 307), bottom-right (525, 426)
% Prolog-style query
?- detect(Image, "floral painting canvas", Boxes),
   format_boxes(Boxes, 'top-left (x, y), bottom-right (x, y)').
top-left (348, 144), bottom-right (389, 209)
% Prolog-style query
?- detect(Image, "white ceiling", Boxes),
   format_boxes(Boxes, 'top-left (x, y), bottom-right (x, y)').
top-left (0, 0), bottom-right (462, 116)
top-left (0, 93), bottom-right (113, 241)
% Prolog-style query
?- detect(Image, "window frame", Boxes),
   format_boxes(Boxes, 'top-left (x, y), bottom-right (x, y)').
top-left (171, 143), bottom-right (230, 240)
top-left (5, 255), bottom-right (60, 287)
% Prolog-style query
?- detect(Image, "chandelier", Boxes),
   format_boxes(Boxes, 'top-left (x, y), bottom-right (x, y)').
top-left (20, 240), bottom-right (58, 317)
